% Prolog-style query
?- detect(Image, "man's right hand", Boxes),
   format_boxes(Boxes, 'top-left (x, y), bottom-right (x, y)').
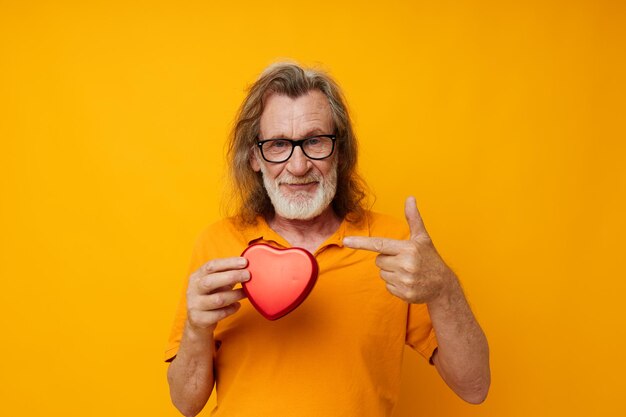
top-left (169, 256), bottom-right (249, 416)
top-left (186, 256), bottom-right (250, 333)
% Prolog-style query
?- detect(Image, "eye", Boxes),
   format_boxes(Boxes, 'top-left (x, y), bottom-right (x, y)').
top-left (306, 137), bottom-right (321, 146)
top-left (269, 139), bottom-right (290, 149)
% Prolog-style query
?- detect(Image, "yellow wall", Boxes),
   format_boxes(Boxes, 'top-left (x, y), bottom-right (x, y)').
top-left (1, 1), bottom-right (624, 415)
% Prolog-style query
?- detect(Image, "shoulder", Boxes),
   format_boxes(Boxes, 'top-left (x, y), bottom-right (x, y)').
top-left (364, 210), bottom-right (410, 240)
top-left (196, 217), bottom-right (241, 238)
top-left (192, 217), bottom-right (252, 254)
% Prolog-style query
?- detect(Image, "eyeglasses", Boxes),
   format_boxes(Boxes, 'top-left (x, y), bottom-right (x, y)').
top-left (256, 134), bottom-right (336, 163)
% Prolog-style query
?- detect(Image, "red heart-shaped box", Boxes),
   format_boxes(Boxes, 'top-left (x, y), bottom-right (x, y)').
top-left (241, 243), bottom-right (318, 320)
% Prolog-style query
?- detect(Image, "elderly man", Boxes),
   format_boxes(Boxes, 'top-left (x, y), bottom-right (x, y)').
top-left (165, 63), bottom-right (490, 416)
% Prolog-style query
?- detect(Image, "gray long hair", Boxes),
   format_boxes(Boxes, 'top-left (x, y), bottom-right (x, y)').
top-left (225, 62), bottom-right (369, 224)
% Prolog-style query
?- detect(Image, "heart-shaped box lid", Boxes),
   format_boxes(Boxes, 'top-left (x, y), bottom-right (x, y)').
top-left (241, 243), bottom-right (318, 320)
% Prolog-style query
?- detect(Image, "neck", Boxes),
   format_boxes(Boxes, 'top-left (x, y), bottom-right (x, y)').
top-left (268, 206), bottom-right (342, 253)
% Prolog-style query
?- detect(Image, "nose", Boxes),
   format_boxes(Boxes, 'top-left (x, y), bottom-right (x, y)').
top-left (286, 146), bottom-right (311, 176)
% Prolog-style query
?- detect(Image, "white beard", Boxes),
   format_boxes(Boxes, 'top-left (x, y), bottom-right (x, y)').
top-left (259, 158), bottom-right (338, 220)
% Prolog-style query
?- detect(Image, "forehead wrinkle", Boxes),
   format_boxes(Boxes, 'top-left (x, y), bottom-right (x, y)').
top-left (260, 91), bottom-right (333, 139)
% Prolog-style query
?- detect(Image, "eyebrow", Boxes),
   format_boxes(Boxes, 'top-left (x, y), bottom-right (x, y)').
top-left (266, 128), bottom-right (328, 140)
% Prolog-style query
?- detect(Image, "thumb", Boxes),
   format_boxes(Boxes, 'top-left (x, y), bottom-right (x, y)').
top-left (405, 196), bottom-right (428, 239)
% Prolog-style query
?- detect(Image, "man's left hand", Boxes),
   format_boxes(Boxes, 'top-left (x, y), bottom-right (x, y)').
top-left (343, 196), bottom-right (454, 304)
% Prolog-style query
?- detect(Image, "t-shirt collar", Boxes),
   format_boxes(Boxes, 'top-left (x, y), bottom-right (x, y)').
top-left (240, 214), bottom-right (372, 250)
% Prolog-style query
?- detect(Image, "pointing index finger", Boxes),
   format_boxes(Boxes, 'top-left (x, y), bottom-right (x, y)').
top-left (343, 236), bottom-right (405, 255)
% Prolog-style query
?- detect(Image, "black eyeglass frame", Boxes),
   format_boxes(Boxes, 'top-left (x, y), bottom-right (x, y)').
top-left (256, 134), bottom-right (337, 163)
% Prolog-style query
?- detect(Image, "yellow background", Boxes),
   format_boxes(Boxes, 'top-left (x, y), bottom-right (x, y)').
top-left (1, 0), bottom-right (624, 416)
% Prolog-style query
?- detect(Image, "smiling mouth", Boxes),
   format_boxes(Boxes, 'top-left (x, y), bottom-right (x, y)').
top-left (281, 181), bottom-right (319, 190)
top-left (285, 181), bottom-right (316, 186)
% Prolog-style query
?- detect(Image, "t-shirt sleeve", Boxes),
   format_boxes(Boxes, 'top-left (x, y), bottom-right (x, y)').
top-left (405, 302), bottom-right (438, 363)
top-left (164, 284), bottom-right (188, 362)
top-left (164, 229), bottom-right (213, 362)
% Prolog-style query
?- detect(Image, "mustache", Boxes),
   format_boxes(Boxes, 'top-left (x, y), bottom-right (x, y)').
top-left (277, 173), bottom-right (321, 185)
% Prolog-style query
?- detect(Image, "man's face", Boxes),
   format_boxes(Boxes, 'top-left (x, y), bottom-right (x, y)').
top-left (251, 90), bottom-right (338, 220)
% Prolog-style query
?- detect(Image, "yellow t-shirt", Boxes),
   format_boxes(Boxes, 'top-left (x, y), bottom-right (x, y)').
top-left (165, 211), bottom-right (438, 417)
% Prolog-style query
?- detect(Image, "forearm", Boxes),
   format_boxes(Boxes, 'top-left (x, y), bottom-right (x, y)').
top-left (167, 322), bottom-right (216, 417)
top-left (427, 270), bottom-right (490, 404)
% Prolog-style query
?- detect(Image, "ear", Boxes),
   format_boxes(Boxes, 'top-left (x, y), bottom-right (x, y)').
top-left (250, 148), bottom-right (261, 172)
